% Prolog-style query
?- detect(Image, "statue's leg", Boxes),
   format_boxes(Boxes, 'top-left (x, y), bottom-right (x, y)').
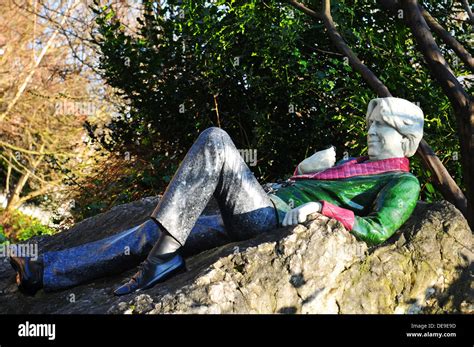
top-left (151, 127), bottom-right (278, 245)
top-left (42, 219), bottom-right (159, 291)
top-left (41, 214), bottom-right (228, 292)
top-left (42, 127), bottom-right (269, 292)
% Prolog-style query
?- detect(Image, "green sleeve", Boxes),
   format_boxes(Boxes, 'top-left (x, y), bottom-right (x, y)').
top-left (351, 175), bottom-right (420, 246)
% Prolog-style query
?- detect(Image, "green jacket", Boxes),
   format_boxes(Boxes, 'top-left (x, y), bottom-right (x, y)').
top-left (268, 171), bottom-right (420, 246)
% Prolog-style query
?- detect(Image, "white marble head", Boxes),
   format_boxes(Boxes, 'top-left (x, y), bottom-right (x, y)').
top-left (366, 97), bottom-right (424, 160)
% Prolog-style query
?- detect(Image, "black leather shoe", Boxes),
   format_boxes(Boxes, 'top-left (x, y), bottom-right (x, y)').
top-left (114, 253), bottom-right (185, 296)
top-left (9, 257), bottom-right (44, 296)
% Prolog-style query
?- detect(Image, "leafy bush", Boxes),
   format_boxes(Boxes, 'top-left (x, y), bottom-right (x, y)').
top-left (0, 225), bottom-right (7, 245)
top-left (0, 208), bottom-right (56, 243)
top-left (16, 223), bottom-right (55, 242)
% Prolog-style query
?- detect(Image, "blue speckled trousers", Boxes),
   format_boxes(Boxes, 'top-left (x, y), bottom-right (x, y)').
top-left (151, 127), bottom-right (278, 245)
top-left (42, 127), bottom-right (279, 291)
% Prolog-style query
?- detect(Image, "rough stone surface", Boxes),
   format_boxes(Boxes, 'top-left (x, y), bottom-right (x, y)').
top-left (0, 199), bottom-right (472, 314)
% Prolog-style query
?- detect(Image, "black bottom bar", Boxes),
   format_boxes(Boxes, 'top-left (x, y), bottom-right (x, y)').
top-left (0, 314), bottom-right (471, 346)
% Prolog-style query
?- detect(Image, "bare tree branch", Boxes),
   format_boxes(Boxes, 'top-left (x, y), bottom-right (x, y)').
top-left (460, 0), bottom-right (474, 25)
top-left (402, 1), bottom-right (471, 119)
top-left (288, 0), bottom-right (321, 18)
top-left (0, 0), bottom-right (80, 122)
top-left (402, 0), bottom-right (473, 222)
top-left (0, 153), bottom-right (50, 186)
top-left (377, 0), bottom-right (474, 71)
top-left (289, 0), bottom-right (391, 96)
top-left (0, 140), bottom-right (73, 158)
top-left (16, 180), bottom-right (64, 206)
top-left (420, 6), bottom-right (474, 72)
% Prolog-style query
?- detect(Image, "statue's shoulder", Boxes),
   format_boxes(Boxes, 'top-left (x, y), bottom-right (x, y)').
top-left (390, 171), bottom-right (420, 186)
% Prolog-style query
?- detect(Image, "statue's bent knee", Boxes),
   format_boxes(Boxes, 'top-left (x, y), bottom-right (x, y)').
top-left (198, 127), bottom-right (230, 143)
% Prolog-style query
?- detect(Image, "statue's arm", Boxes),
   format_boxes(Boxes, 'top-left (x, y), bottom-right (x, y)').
top-left (280, 174), bottom-right (420, 244)
top-left (295, 146), bottom-right (336, 175)
top-left (350, 176), bottom-right (420, 245)
top-left (315, 175), bottom-right (420, 245)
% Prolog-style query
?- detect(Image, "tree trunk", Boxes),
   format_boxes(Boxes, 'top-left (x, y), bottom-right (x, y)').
top-left (4, 143), bottom-right (46, 213)
top-left (5, 160), bottom-right (12, 197)
top-left (402, 0), bottom-right (474, 226)
top-left (5, 171), bottom-right (31, 212)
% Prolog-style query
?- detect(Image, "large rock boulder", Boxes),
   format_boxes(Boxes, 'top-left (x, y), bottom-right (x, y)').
top-left (0, 199), bottom-right (472, 314)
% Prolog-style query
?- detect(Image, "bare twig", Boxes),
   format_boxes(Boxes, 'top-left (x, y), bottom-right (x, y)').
top-left (0, 0), bottom-right (81, 122)
top-left (213, 94), bottom-right (221, 128)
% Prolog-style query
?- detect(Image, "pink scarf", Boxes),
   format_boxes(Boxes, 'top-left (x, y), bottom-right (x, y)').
top-left (291, 156), bottom-right (410, 180)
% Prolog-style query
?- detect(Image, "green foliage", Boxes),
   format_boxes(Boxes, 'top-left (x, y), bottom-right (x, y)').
top-left (16, 223), bottom-right (55, 242)
top-left (0, 208), bottom-right (56, 243)
top-left (81, 0), bottom-right (469, 218)
top-left (0, 225), bottom-right (7, 245)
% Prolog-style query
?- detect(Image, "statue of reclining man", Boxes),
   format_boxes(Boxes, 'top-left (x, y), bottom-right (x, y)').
top-left (10, 97), bottom-right (424, 296)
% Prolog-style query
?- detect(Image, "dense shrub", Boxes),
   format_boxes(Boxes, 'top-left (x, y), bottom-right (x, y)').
top-left (0, 208), bottom-right (56, 243)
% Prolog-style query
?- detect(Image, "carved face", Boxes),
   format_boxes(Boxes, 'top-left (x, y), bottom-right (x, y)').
top-left (367, 104), bottom-right (405, 161)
